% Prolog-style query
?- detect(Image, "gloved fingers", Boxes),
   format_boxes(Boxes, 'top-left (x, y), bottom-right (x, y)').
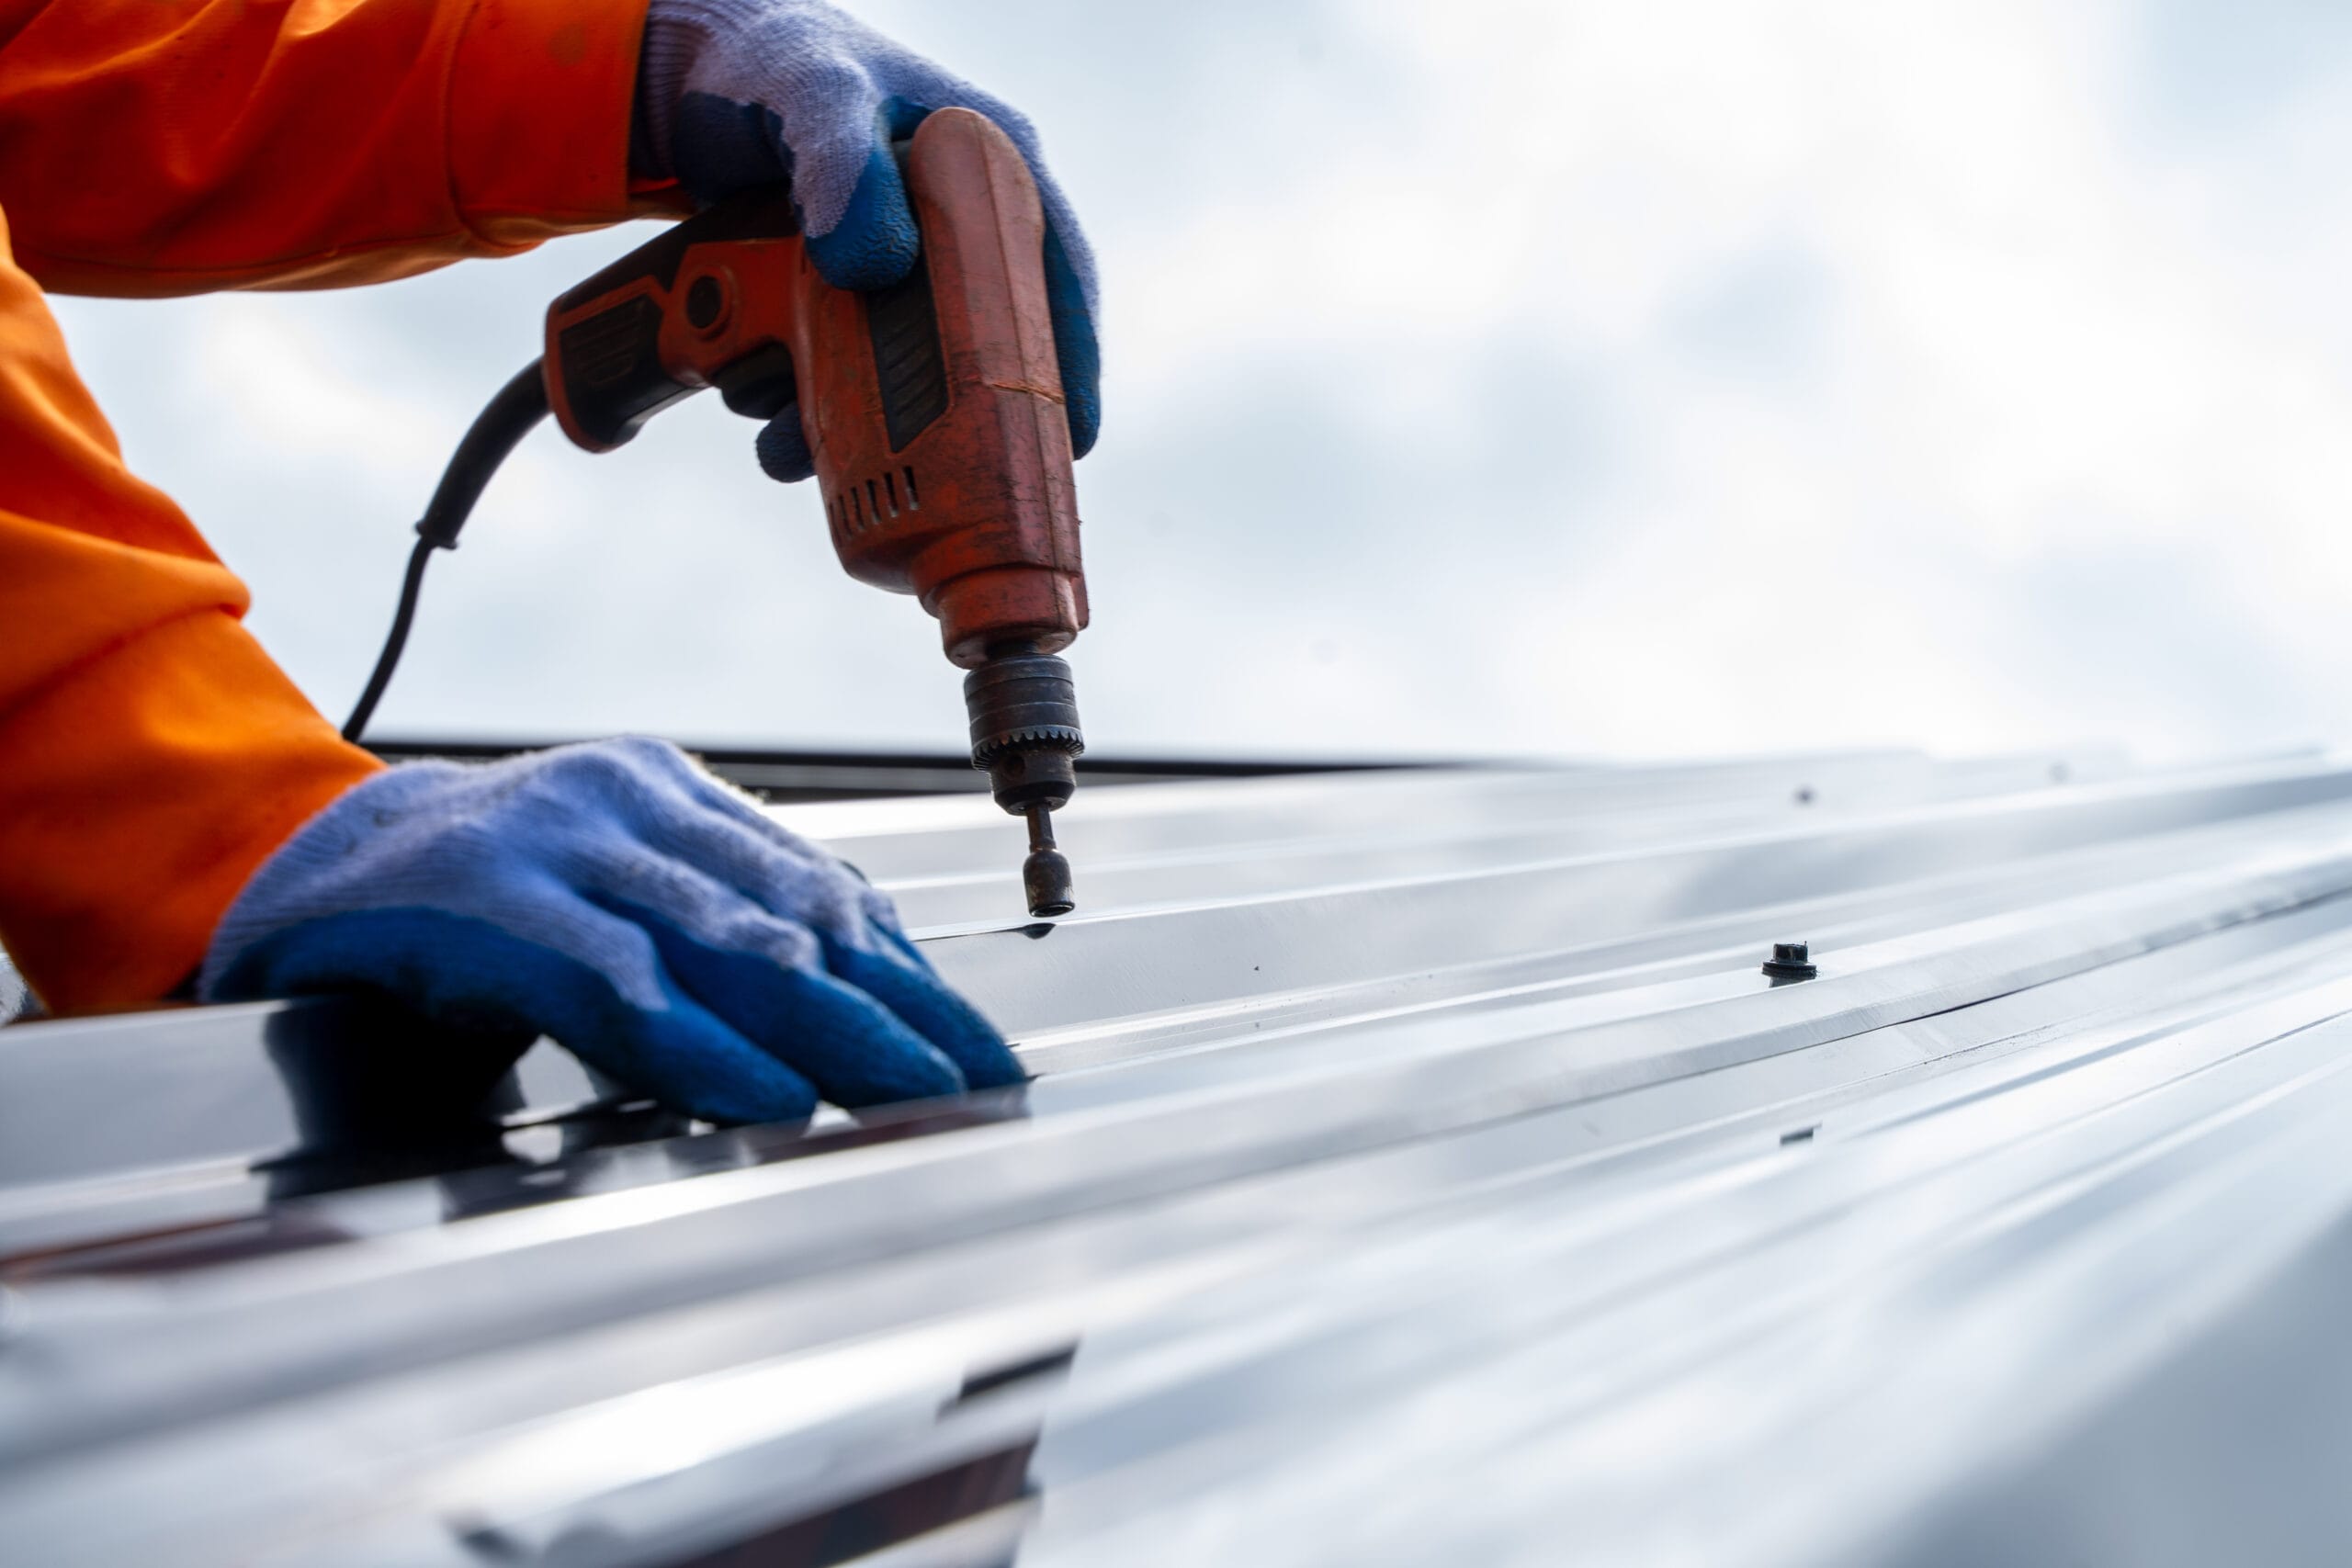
top-left (673, 92), bottom-right (791, 209)
top-left (670, 79), bottom-right (922, 294)
top-left (205, 903), bottom-right (820, 1127)
top-left (825, 934), bottom-right (1026, 1090)
top-left (580, 851), bottom-right (999, 1105)
top-left (570, 975), bottom-right (824, 1127)
top-left (575, 829), bottom-right (834, 963)
top-left (793, 91), bottom-right (1101, 455)
top-left (918, 105), bottom-right (1100, 457)
top-left (967, 99), bottom-right (1100, 458)
top-left (643, 7), bottom-right (1102, 452)
top-left (1043, 223), bottom-right (1101, 459)
top-left (606, 773), bottom-right (891, 945)
top-left (601, 743), bottom-right (910, 942)
top-left (610, 896), bottom-right (970, 1109)
top-left (613, 733), bottom-right (818, 851)
top-left (754, 400), bottom-right (816, 482)
top-left (873, 921), bottom-right (930, 969)
top-left (579, 736), bottom-right (838, 878)
top-left (800, 126), bottom-right (921, 291)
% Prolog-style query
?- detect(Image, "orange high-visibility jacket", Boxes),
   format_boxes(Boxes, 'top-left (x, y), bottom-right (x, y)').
top-left (0, 0), bottom-right (668, 1011)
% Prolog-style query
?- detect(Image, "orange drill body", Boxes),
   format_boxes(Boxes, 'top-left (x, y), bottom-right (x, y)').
top-left (541, 108), bottom-right (1089, 915)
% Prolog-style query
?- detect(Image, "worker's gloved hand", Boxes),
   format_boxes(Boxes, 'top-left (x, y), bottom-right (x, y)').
top-left (632, 0), bottom-right (1100, 467)
top-left (199, 739), bottom-right (1023, 1126)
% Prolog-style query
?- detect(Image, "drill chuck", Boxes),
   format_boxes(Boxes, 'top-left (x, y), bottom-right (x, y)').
top-left (965, 650), bottom-right (1083, 916)
top-left (966, 651), bottom-right (1084, 808)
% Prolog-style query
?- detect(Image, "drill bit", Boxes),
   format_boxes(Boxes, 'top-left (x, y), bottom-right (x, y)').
top-left (1023, 803), bottom-right (1076, 918)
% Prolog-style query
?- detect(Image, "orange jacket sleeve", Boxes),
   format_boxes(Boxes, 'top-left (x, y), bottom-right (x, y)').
top-left (0, 0), bottom-right (662, 1011)
top-left (0, 0), bottom-right (662, 294)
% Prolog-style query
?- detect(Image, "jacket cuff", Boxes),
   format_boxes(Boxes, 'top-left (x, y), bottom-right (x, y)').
top-left (447, 0), bottom-right (660, 247)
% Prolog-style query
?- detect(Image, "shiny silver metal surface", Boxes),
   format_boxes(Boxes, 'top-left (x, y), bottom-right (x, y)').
top-left (6, 746), bottom-right (2352, 1565)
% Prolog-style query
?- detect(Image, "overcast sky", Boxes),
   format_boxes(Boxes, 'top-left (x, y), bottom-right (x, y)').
top-left (45, 0), bottom-right (2352, 765)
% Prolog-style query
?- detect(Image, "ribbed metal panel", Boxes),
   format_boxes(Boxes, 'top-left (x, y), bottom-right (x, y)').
top-left (7, 746), bottom-right (2352, 1565)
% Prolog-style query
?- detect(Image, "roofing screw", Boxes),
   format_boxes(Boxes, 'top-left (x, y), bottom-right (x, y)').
top-left (1761, 940), bottom-right (1818, 982)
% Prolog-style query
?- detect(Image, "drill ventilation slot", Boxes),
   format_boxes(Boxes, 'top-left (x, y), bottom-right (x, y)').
top-left (831, 466), bottom-right (923, 536)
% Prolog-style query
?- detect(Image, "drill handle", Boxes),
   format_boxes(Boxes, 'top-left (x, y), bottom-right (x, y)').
top-left (543, 187), bottom-right (801, 451)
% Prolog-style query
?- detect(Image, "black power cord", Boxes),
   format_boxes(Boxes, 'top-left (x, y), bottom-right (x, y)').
top-left (342, 360), bottom-right (552, 743)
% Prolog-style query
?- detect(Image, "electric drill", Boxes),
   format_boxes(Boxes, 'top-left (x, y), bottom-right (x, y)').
top-left (541, 108), bottom-right (1089, 917)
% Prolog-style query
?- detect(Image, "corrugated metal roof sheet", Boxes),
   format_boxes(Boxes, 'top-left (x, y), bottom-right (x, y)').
top-left (9, 745), bottom-right (2352, 1564)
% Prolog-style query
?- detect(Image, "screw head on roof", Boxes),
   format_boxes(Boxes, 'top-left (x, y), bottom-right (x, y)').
top-left (1762, 940), bottom-right (1818, 982)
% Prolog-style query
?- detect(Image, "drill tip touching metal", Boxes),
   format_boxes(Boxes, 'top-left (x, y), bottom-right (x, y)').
top-left (1023, 804), bottom-right (1076, 918)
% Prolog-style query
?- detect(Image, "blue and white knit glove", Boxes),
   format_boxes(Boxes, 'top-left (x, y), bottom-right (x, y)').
top-left (632, 0), bottom-right (1101, 472)
top-left (199, 739), bottom-right (1022, 1126)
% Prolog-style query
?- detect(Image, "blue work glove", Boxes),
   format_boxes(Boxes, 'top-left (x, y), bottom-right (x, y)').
top-left (199, 739), bottom-right (1023, 1126)
top-left (631, 0), bottom-right (1101, 473)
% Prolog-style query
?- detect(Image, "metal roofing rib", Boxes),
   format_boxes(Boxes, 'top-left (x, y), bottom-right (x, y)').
top-left (7, 747), bottom-right (2352, 1565)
